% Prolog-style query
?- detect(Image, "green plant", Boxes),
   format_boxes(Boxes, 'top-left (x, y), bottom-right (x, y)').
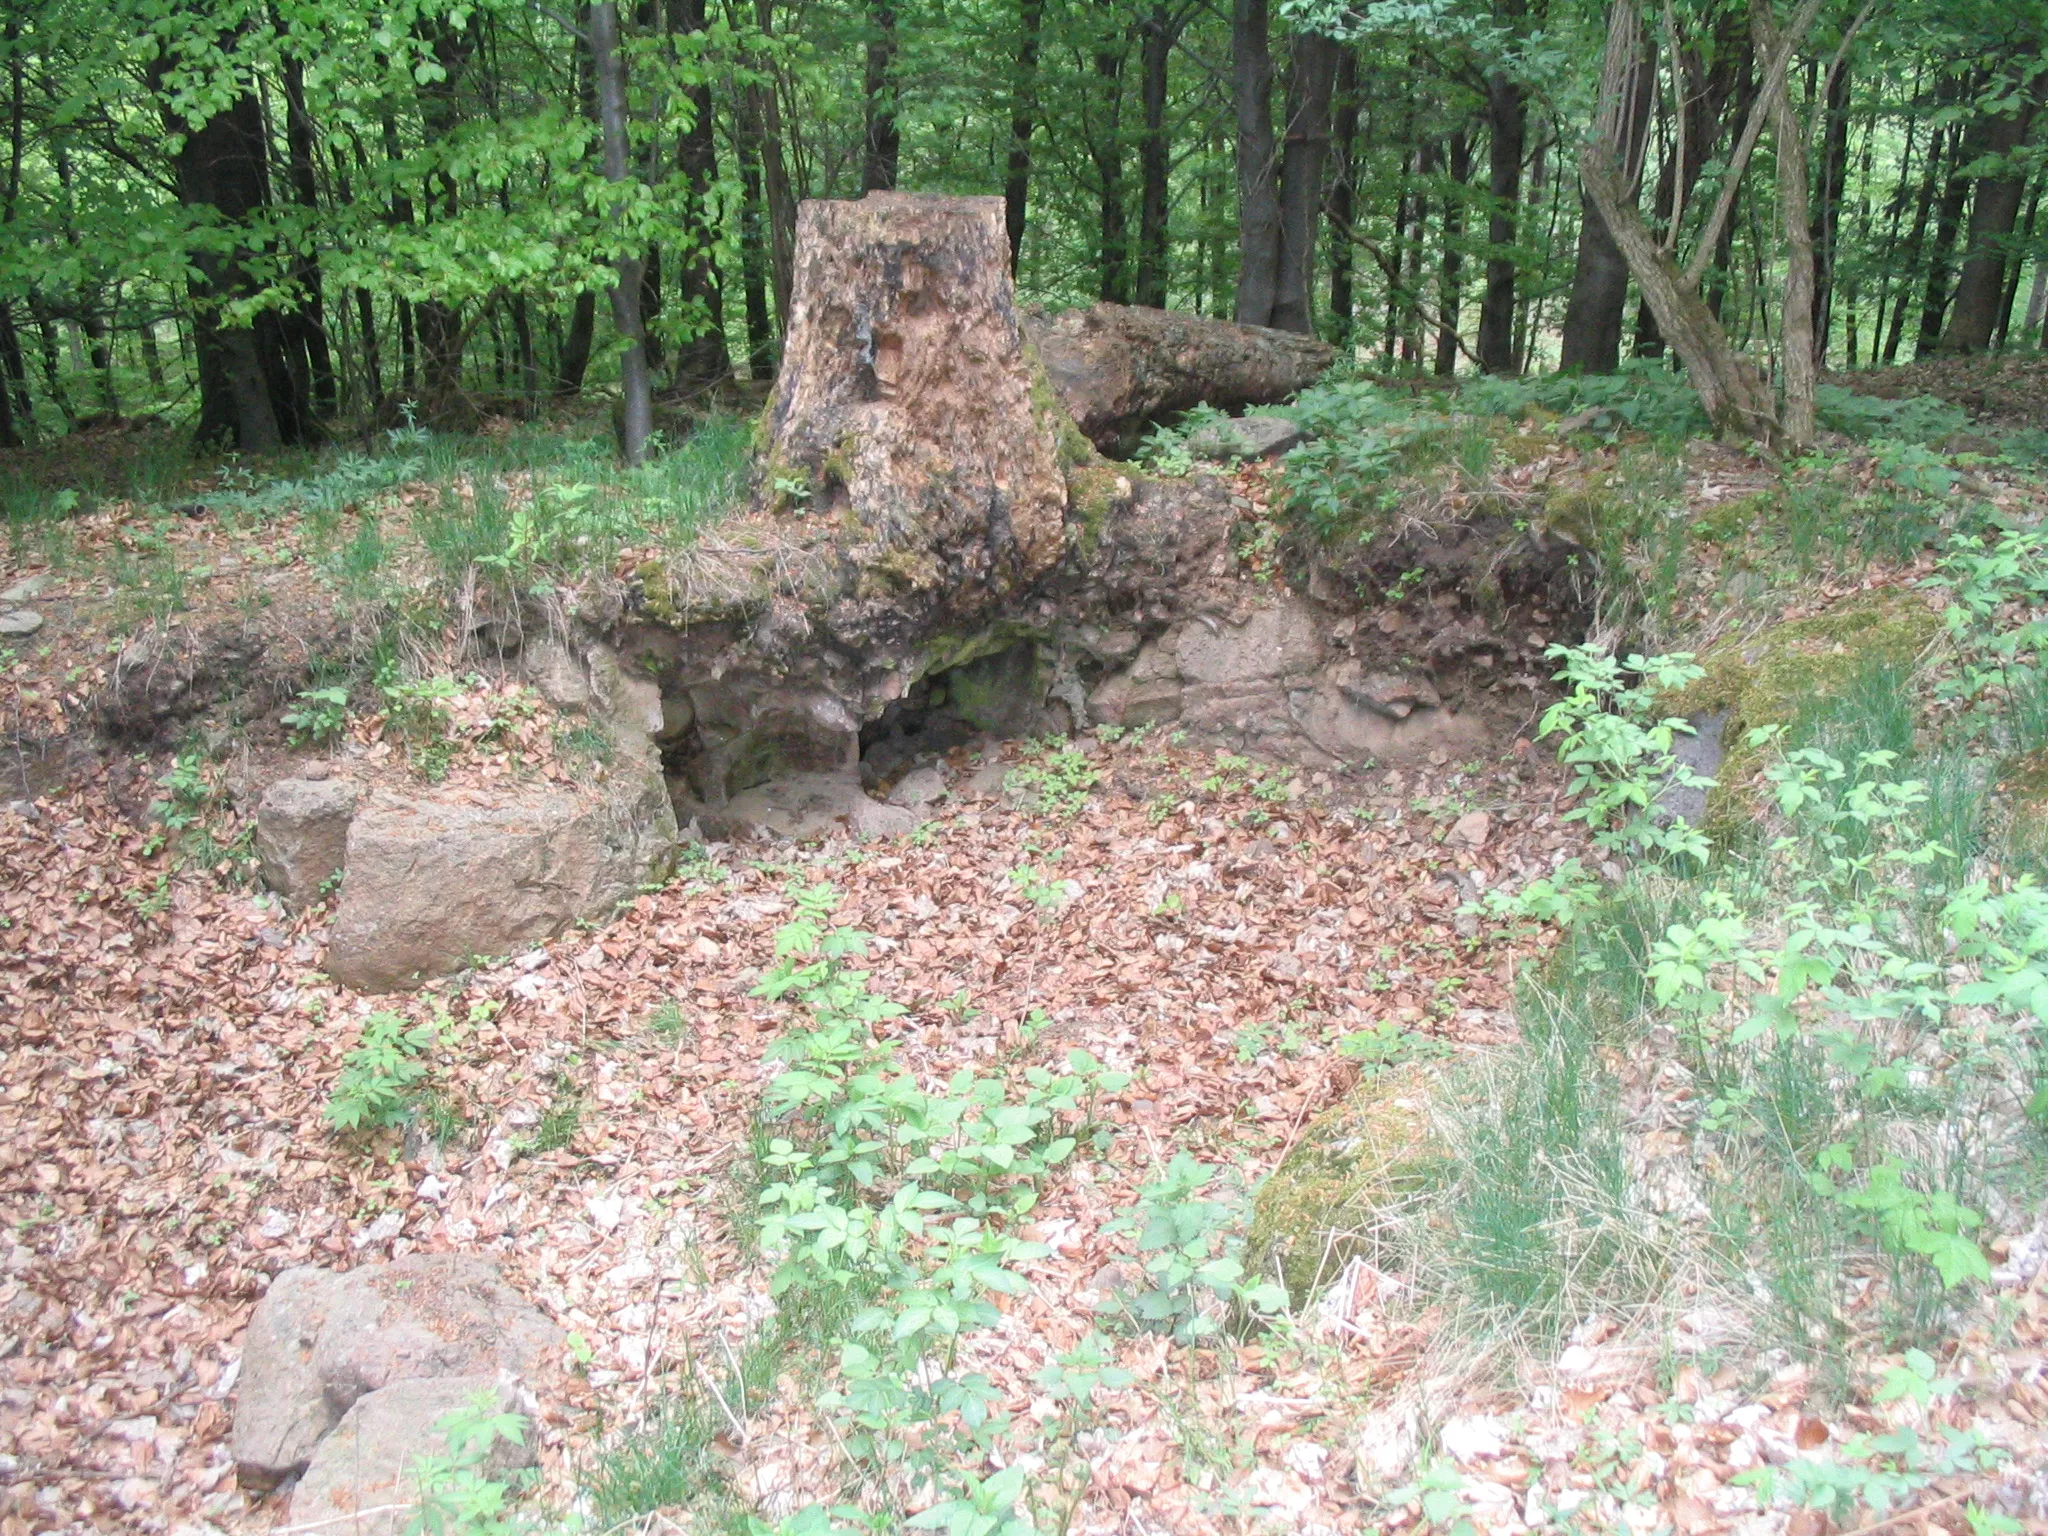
top-left (1008, 860), bottom-right (1073, 911)
top-left (1101, 1152), bottom-right (1285, 1342)
top-left (325, 1012), bottom-right (438, 1134)
top-left (1003, 737), bottom-right (1101, 817)
top-left (1538, 644), bottom-right (1712, 865)
top-left (406, 1391), bottom-right (533, 1536)
top-left (517, 1071), bottom-right (582, 1157)
top-left (281, 685), bottom-right (351, 747)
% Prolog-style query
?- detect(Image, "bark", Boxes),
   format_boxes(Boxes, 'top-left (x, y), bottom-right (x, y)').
top-left (669, 0), bottom-right (731, 389)
top-left (557, 291), bottom-right (596, 396)
top-left (1004, 0), bottom-right (1045, 274)
top-left (0, 303), bottom-right (30, 434)
top-left (1027, 300), bottom-right (1330, 453)
top-left (762, 194), bottom-right (1067, 618)
top-left (511, 295), bottom-right (538, 398)
top-left (736, 97), bottom-right (778, 379)
top-left (1559, 0), bottom-right (1656, 374)
top-left (1581, 147), bottom-right (1772, 439)
top-left (1273, 31), bottom-right (1341, 335)
top-left (1916, 116), bottom-right (1978, 356)
top-left (752, 0), bottom-right (797, 325)
top-left (412, 17), bottom-right (476, 422)
top-left (29, 304), bottom-right (74, 428)
top-left (1810, 59), bottom-right (1851, 361)
top-left (861, 0), bottom-right (899, 192)
top-left (1762, 20), bottom-right (1814, 449)
top-left (1327, 49), bottom-right (1359, 345)
top-left (1092, 45), bottom-right (1131, 303)
top-left (1478, 68), bottom-right (1525, 373)
top-left (1134, 5), bottom-right (1181, 308)
top-left (1941, 77), bottom-right (2046, 354)
top-left (1997, 184), bottom-right (2040, 349)
top-left (1884, 117), bottom-right (1947, 362)
top-left (1232, 0), bottom-right (1282, 326)
top-left (1636, 18), bottom-right (1747, 356)
top-left (1435, 129), bottom-right (1473, 376)
top-left (591, 1), bottom-right (652, 464)
top-left (280, 54), bottom-right (336, 416)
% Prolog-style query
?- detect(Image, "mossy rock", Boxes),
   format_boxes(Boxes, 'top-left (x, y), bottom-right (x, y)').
top-left (1667, 587), bottom-right (1943, 826)
top-left (1541, 488), bottom-right (1634, 550)
top-left (1065, 464), bottom-right (1127, 557)
top-left (1687, 489), bottom-right (1780, 545)
top-left (1245, 1068), bottom-right (1441, 1309)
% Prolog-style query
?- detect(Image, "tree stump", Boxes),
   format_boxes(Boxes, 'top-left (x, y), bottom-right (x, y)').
top-left (759, 192), bottom-right (1073, 632)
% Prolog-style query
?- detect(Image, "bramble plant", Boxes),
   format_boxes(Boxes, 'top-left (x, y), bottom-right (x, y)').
top-left (280, 684), bottom-right (351, 746)
top-left (1538, 644), bottom-right (1712, 865)
top-left (1101, 1152), bottom-right (1285, 1342)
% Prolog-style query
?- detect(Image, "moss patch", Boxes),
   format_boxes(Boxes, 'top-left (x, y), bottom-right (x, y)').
top-left (1669, 586), bottom-right (1943, 824)
top-left (1065, 464), bottom-right (1127, 558)
top-left (1245, 1068), bottom-right (1440, 1308)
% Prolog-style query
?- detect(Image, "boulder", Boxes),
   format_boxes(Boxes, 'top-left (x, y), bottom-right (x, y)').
top-left (233, 1253), bottom-right (559, 1490)
top-left (887, 765), bottom-right (950, 809)
top-left (1174, 600), bottom-right (1325, 688)
top-left (1187, 413), bottom-right (1304, 462)
top-left (325, 783), bottom-right (675, 991)
top-left (255, 777), bottom-right (359, 907)
top-left (286, 1375), bottom-right (534, 1536)
top-left (715, 771), bottom-right (919, 842)
top-left (0, 609), bottom-right (43, 637)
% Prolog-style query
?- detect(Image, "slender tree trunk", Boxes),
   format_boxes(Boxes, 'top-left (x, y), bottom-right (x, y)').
top-left (1478, 67), bottom-right (1525, 373)
top-left (1762, 18), bottom-right (1814, 449)
top-left (735, 93), bottom-right (777, 378)
top-left (30, 305), bottom-right (75, 428)
top-left (1941, 78), bottom-right (2045, 353)
top-left (280, 55), bottom-right (336, 416)
top-left (1809, 59), bottom-right (1851, 363)
top-left (1272, 30), bottom-right (1340, 335)
top-left (1327, 49), bottom-right (1359, 346)
top-left (1885, 118), bottom-right (1947, 362)
top-left (511, 295), bottom-right (537, 400)
top-left (1004, 0), bottom-right (1044, 274)
top-left (1996, 184), bottom-right (2039, 350)
top-left (861, 0), bottom-right (899, 192)
top-left (1404, 141), bottom-right (1433, 364)
top-left (753, 0), bottom-right (797, 324)
top-left (1134, 5), bottom-right (1180, 308)
top-left (1092, 44), bottom-right (1131, 303)
top-left (1232, 0), bottom-right (1283, 326)
top-left (557, 292), bottom-right (595, 396)
top-left (669, 0), bottom-right (730, 389)
top-left (1435, 128), bottom-right (1473, 375)
top-left (591, 1), bottom-right (651, 463)
top-left (1560, 0), bottom-right (1655, 373)
top-left (1917, 114), bottom-right (1979, 356)
top-left (412, 18), bottom-right (477, 421)
top-left (0, 304), bottom-right (30, 434)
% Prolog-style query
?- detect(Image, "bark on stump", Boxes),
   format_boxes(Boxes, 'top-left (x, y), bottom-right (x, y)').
top-left (759, 191), bottom-right (1071, 630)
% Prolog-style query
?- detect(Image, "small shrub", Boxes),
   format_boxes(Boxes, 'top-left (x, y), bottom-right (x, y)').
top-left (325, 1012), bottom-right (437, 1133)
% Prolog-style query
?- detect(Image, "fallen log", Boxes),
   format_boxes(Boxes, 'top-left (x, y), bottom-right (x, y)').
top-left (1025, 301), bottom-right (1334, 454)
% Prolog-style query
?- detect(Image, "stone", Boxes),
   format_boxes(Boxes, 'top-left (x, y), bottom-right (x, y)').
top-left (286, 1375), bottom-right (535, 1536)
top-left (1448, 810), bottom-right (1492, 849)
top-left (233, 1253), bottom-right (559, 1489)
top-left (520, 635), bottom-right (591, 710)
top-left (1341, 670), bottom-right (1440, 721)
top-left (0, 609), bottom-right (44, 637)
top-left (325, 784), bottom-right (675, 991)
top-left (887, 765), bottom-right (949, 809)
top-left (1657, 712), bottom-right (1725, 829)
top-left (1294, 663), bottom-right (1489, 767)
top-left (1, 573), bottom-right (51, 602)
top-left (1175, 599), bottom-right (1324, 687)
top-left (255, 778), bottom-right (359, 907)
top-left (719, 771), bottom-right (919, 842)
top-left (1186, 413), bottom-right (1304, 461)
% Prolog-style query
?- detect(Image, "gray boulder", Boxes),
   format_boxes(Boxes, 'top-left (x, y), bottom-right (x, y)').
top-left (719, 771), bottom-right (919, 841)
top-left (233, 1253), bottom-right (560, 1489)
top-left (324, 782), bottom-right (675, 991)
top-left (255, 777), bottom-right (359, 907)
top-left (286, 1376), bottom-right (534, 1536)
top-left (1187, 412), bottom-right (1304, 461)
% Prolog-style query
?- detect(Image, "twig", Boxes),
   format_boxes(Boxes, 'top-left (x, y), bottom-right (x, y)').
top-left (264, 1502), bottom-right (421, 1535)
top-left (1829, 1488), bottom-right (1973, 1536)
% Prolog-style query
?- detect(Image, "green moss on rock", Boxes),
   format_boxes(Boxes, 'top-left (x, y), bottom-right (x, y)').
top-left (1669, 586), bottom-right (1942, 824)
top-left (1245, 1068), bottom-right (1440, 1308)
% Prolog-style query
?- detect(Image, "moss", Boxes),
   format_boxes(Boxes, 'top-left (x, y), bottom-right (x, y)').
top-left (1687, 489), bottom-right (1780, 546)
top-left (1064, 464), bottom-right (1126, 558)
top-left (1669, 587), bottom-right (1943, 826)
top-left (635, 560), bottom-right (678, 624)
top-left (1023, 333), bottom-right (1099, 471)
top-left (1541, 488), bottom-right (1637, 549)
top-left (855, 544), bottom-right (940, 599)
top-left (1244, 1068), bottom-right (1441, 1308)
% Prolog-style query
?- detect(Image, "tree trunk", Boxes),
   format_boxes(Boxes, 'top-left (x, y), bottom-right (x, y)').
top-left (1273, 30), bottom-right (1340, 335)
top-left (280, 54), bottom-right (336, 416)
top-left (1232, 0), bottom-right (1282, 326)
top-left (1763, 21), bottom-right (1814, 449)
top-left (1435, 128), bottom-right (1473, 375)
top-left (1478, 69), bottom-right (1525, 373)
top-left (1810, 59), bottom-right (1851, 362)
top-left (669, 0), bottom-right (731, 390)
top-left (557, 291), bottom-right (596, 396)
top-left (511, 294), bottom-right (537, 399)
top-left (1134, 5), bottom-right (1179, 309)
top-left (1092, 45), bottom-right (1131, 304)
top-left (1004, 0), bottom-right (1045, 274)
top-left (1027, 300), bottom-right (1330, 452)
top-left (1941, 78), bottom-right (2045, 354)
top-left (861, 0), bottom-right (899, 192)
top-left (736, 98), bottom-right (778, 379)
top-left (1559, 0), bottom-right (1655, 373)
top-left (1996, 184), bottom-right (2039, 350)
top-left (591, 1), bottom-right (652, 464)
top-left (412, 16), bottom-right (476, 423)
top-left (752, 0), bottom-right (797, 325)
top-left (1885, 117), bottom-right (1947, 362)
top-left (1327, 49), bottom-right (1359, 347)
top-left (0, 303), bottom-right (30, 435)
top-left (1917, 116), bottom-right (1978, 356)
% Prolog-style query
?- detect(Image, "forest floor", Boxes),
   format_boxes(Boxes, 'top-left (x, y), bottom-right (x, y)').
top-left (5, 359), bottom-right (2048, 1536)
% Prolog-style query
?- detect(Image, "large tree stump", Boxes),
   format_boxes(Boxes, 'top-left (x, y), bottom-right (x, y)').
top-left (759, 192), bottom-right (1072, 628)
top-left (1025, 302), bottom-right (1333, 453)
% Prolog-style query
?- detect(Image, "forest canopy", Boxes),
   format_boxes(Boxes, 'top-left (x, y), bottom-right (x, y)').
top-left (0, 0), bottom-right (2041, 458)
